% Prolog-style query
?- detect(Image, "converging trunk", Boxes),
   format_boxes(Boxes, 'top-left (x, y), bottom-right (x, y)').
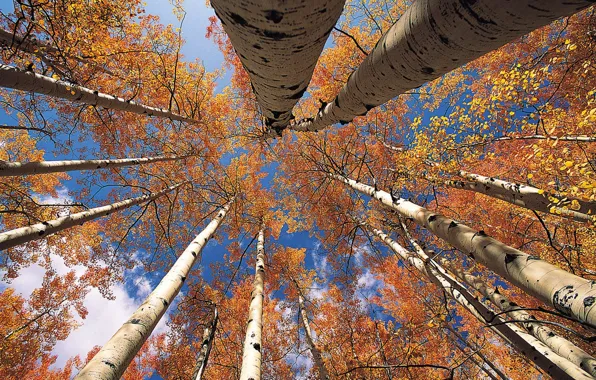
top-left (75, 199), bottom-right (234, 380)
top-left (297, 291), bottom-right (329, 379)
top-left (443, 259), bottom-right (596, 377)
top-left (369, 224), bottom-right (591, 380)
top-left (444, 171), bottom-right (595, 223)
top-left (211, 0), bottom-right (345, 134)
top-left (193, 307), bottom-right (219, 380)
top-left (0, 154), bottom-right (190, 177)
top-left (240, 222), bottom-right (266, 380)
top-left (0, 182), bottom-right (187, 251)
top-left (0, 64), bottom-right (197, 123)
top-left (331, 174), bottom-right (596, 328)
top-left (290, 0), bottom-right (593, 132)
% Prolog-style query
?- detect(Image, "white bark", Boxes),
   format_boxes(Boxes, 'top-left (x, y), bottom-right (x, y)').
top-left (210, 0), bottom-right (345, 133)
top-left (444, 171), bottom-right (595, 223)
top-left (75, 199), bottom-right (234, 380)
top-left (240, 222), bottom-right (266, 380)
top-left (444, 260), bottom-right (596, 378)
top-left (290, 0), bottom-right (593, 132)
top-left (193, 307), bottom-right (219, 380)
top-left (0, 64), bottom-right (197, 123)
top-left (0, 154), bottom-right (188, 177)
top-left (370, 225), bottom-right (592, 380)
top-left (298, 293), bottom-right (329, 380)
top-left (0, 182), bottom-right (187, 251)
top-left (332, 174), bottom-right (596, 328)
top-left (0, 28), bottom-right (60, 55)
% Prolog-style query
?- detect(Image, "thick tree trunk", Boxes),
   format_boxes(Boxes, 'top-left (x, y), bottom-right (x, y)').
top-left (290, 0), bottom-right (592, 132)
top-left (298, 293), bottom-right (329, 379)
top-left (443, 260), bottom-right (596, 378)
top-left (0, 154), bottom-right (189, 177)
top-left (240, 222), bottom-right (266, 380)
top-left (211, 0), bottom-right (345, 133)
top-left (75, 199), bottom-right (234, 380)
top-left (332, 173), bottom-right (596, 328)
top-left (193, 307), bottom-right (219, 380)
top-left (369, 224), bottom-right (591, 380)
top-left (0, 64), bottom-right (197, 123)
top-left (444, 171), bottom-right (595, 223)
top-left (0, 182), bottom-right (187, 251)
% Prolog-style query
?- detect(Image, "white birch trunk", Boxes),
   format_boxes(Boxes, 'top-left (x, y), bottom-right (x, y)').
top-left (0, 64), bottom-right (197, 123)
top-left (240, 222), bottom-right (266, 380)
top-left (0, 182), bottom-right (187, 251)
top-left (0, 154), bottom-right (189, 177)
top-left (331, 174), bottom-right (596, 328)
top-left (494, 135), bottom-right (596, 143)
top-left (210, 0), bottom-right (345, 133)
top-left (443, 260), bottom-right (596, 377)
top-left (290, 0), bottom-right (593, 132)
top-left (75, 199), bottom-right (234, 380)
top-left (193, 307), bottom-right (219, 380)
top-left (298, 293), bottom-right (329, 380)
top-left (444, 171), bottom-right (595, 223)
top-left (369, 225), bottom-right (592, 380)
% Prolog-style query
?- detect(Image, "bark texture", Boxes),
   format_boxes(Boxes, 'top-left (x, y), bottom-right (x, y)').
top-left (445, 171), bottom-right (595, 223)
top-left (444, 260), bottom-right (596, 377)
top-left (0, 154), bottom-right (187, 177)
top-left (0, 64), bottom-right (196, 123)
top-left (290, 0), bottom-right (593, 132)
top-left (211, 0), bottom-right (345, 134)
top-left (0, 182), bottom-right (187, 251)
top-left (332, 174), bottom-right (596, 328)
top-left (370, 225), bottom-right (591, 380)
top-left (298, 293), bottom-right (329, 379)
top-left (193, 308), bottom-right (219, 380)
top-left (75, 199), bottom-right (233, 380)
top-left (240, 222), bottom-right (266, 380)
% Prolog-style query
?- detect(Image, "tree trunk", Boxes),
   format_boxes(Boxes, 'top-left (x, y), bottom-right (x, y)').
top-left (75, 199), bottom-right (234, 380)
top-left (368, 224), bottom-right (592, 380)
top-left (193, 307), bottom-right (219, 380)
top-left (0, 64), bottom-right (197, 123)
top-left (444, 170), bottom-right (595, 223)
top-left (444, 324), bottom-right (506, 380)
top-left (443, 259), bottom-right (596, 378)
top-left (0, 182), bottom-right (187, 251)
top-left (0, 154), bottom-right (189, 177)
top-left (240, 222), bottom-right (266, 380)
top-left (290, 0), bottom-right (592, 132)
top-left (298, 293), bottom-right (329, 379)
top-left (332, 173), bottom-right (596, 328)
top-left (211, 0), bottom-right (345, 133)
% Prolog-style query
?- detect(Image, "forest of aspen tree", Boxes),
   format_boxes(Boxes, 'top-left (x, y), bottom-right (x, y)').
top-left (0, 0), bottom-right (595, 379)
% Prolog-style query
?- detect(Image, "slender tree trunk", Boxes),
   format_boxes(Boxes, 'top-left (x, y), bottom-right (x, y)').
top-left (0, 154), bottom-right (190, 177)
top-left (240, 222), bottom-right (266, 380)
top-left (368, 224), bottom-right (592, 380)
top-left (373, 321), bottom-right (392, 380)
top-left (443, 259), bottom-right (596, 377)
top-left (193, 307), bottom-right (219, 380)
top-left (444, 324), bottom-right (507, 380)
top-left (0, 64), bottom-right (197, 123)
top-left (0, 182), bottom-right (187, 251)
top-left (290, 0), bottom-right (592, 132)
top-left (75, 199), bottom-right (234, 380)
top-left (332, 173), bottom-right (596, 328)
top-left (211, 0), bottom-right (345, 133)
top-left (298, 293), bottom-right (329, 379)
top-left (444, 170), bottom-right (595, 223)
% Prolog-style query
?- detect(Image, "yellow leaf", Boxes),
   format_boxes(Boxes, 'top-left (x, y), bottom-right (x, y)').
top-left (527, 174), bottom-right (533, 179)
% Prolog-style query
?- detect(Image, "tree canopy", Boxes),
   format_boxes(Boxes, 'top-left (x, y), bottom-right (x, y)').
top-left (0, 0), bottom-right (595, 379)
